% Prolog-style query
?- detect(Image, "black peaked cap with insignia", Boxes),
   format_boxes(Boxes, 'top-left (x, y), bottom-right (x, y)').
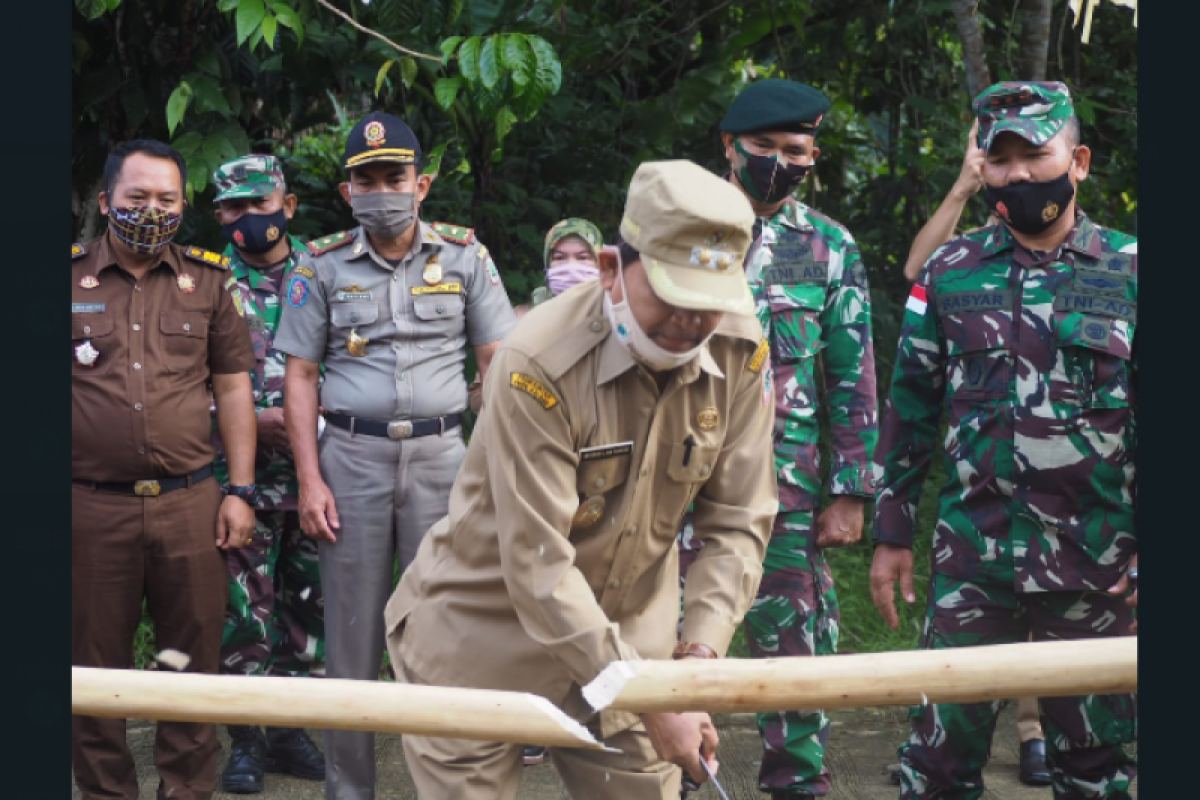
top-left (343, 111), bottom-right (423, 171)
top-left (720, 79), bottom-right (832, 136)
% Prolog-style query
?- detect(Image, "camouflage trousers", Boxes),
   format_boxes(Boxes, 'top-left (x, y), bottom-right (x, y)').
top-left (897, 573), bottom-right (1137, 800)
top-left (680, 509), bottom-right (836, 796)
top-left (220, 510), bottom-right (326, 678)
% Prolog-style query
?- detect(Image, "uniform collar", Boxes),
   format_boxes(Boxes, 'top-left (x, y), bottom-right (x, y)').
top-left (768, 197), bottom-right (812, 233)
top-left (347, 220), bottom-right (438, 269)
top-left (95, 228), bottom-right (182, 275)
top-left (596, 320), bottom-right (724, 386)
top-left (981, 209), bottom-right (1101, 260)
top-left (223, 234), bottom-right (304, 289)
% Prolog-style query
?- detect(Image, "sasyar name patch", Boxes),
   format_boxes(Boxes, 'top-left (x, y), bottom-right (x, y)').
top-left (937, 289), bottom-right (1013, 315)
top-left (510, 372), bottom-right (558, 409)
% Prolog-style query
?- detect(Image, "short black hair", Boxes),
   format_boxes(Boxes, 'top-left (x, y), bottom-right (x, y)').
top-left (103, 139), bottom-right (188, 199)
top-left (613, 234), bottom-right (640, 267)
top-left (1061, 116), bottom-right (1082, 148)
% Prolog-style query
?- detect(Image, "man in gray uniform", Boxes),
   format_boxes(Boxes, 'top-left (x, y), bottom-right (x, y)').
top-left (274, 111), bottom-right (518, 800)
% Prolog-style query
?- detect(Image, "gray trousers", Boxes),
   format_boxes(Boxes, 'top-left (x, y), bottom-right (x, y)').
top-left (317, 421), bottom-right (466, 800)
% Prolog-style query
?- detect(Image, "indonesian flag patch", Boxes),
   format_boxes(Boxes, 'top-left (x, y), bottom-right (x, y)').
top-left (906, 285), bottom-right (928, 316)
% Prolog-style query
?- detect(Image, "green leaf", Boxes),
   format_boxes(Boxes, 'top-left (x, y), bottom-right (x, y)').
top-left (478, 36), bottom-right (500, 90)
top-left (260, 53), bottom-right (284, 72)
top-left (457, 36), bottom-right (480, 84)
top-left (375, 60), bottom-right (394, 97)
top-left (166, 82), bottom-right (192, 136)
top-left (526, 34), bottom-right (562, 95)
top-left (504, 35), bottom-right (534, 89)
top-left (422, 141), bottom-right (450, 176)
top-left (217, 0), bottom-right (239, 11)
top-left (439, 36), bottom-right (464, 61)
top-left (195, 48), bottom-right (221, 77)
top-left (495, 105), bottom-right (517, 147)
top-left (75, 0), bottom-right (115, 19)
top-left (400, 57), bottom-right (418, 89)
top-left (260, 13), bottom-right (278, 49)
top-left (236, 0), bottom-right (267, 46)
top-left (190, 74), bottom-right (233, 117)
top-left (434, 77), bottom-right (463, 110)
top-left (446, 0), bottom-right (464, 25)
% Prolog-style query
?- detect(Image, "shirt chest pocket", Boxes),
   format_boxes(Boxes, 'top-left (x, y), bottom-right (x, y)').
top-left (159, 311), bottom-right (209, 374)
top-left (412, 295), bottom-right (466, 351)
top-left (941, 309), bottom-right (1014, 401)
top-left (72, 312), bottom-right (115, 376)
top-left (767, 284), bottom-right (826, 365)
top-left (330, 302), bottom-right (380, 329)
top-left (571, 456), bottom-right (631, 532)
top-left (1050, 314), bottom-right (1134, 409)
top-left (657, 441), bottom-right (721, 536)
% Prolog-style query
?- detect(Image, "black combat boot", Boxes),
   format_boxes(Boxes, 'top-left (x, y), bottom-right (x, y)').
top-left (222, 725), bottom-right (266, 794)
top-left (523, 745), bottom-right (548, 766)
top-left (1019, 738), bottom-right (1052, 786)
top-left (264, 727), bottom-right (326, 781)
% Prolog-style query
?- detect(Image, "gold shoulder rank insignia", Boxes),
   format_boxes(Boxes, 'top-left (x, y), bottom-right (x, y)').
top-left (72, 243), bottom-right (86, 259)
top-left (306, 230), bottom-right (355, 256)
top-left (748, 338), bottom-right (769, 373)
top-left (511, 372), bottom-right (558, 410)
top-left (432, 221), bottom-right (475, 245)
top-left (184, 246), bottom-right (231, 269)
top-left (291, 265), bottom-right (315, 279)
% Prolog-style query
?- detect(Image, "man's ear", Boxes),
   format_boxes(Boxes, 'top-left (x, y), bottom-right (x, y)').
top-left (283, 193), bottom-right (300, 219)
top-left (720, 132), bottom-right (736, 163)
top-left (98, 191), bottom-right (110, 216)
top-left (1071, 144), bottom-right (1092, 184)
top-left (597, 246), bottom-right (619, 291)
top-left (338, 182), bottom-right (352, 205)
top-left (811, 145), bottom-right (821, 164)
top-left (415, 172), bottom-right (434, 203)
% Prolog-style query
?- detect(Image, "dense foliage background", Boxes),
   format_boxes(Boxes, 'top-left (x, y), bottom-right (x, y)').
top-left (73, 0), bottom-right (1137, 658)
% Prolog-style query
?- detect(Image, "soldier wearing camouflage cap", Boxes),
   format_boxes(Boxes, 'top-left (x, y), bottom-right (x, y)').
top-left (872, 81), bottom-right (1138, 799)
top-left (272, 111), bottom-right (517, 800)
top-left (384, 160), bottom-right (777, 798)
top-left (675, 78), bottom-right (879, 800)
top-left (207, 154), bottom-right (327, 794)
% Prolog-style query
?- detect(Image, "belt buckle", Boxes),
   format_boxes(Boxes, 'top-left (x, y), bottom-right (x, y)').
top-left (133, 480), bottom-right (161, 497)
top-left (387, 420), bottom-right (413, 440)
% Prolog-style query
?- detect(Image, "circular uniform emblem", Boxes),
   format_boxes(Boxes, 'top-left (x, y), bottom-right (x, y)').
top-left (1085, 321), bottom-right (1106, 340)
top-left (572, 495), bottom-right (606, 530)
top-left (423, 257), bottom-right (443, 286)
top-left (233, 229), bottom-right (246, 246)
top-left (177, 273), bottom-right (197, 294)
top-left (364, 121), bottom-right (387, 149)
top-left (79, 275), bottom-right (100, 289)
top-left (1042, 201), bottom-right (1060, 223)
top-left (266, 225), bottom-right (281, 243)
top-left (697, 407), bottom-right (720, 431)
top-left (288, 276), bottom-right (309, 307)
top-left (995, 201), bottom-right (1010, 221)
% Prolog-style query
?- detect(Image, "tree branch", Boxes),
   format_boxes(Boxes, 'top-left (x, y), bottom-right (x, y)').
top-left (1017, 0), bottom-right (1053, 80)
top-left (950, 0), bottom-right (991, 100)
top-left (314, 0), bottom-right (442, 63)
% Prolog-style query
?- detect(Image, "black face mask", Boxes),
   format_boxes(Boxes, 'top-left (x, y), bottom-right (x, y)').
top-left (734, 139), bottom-right (812, 204)
top-left (984, 170), bottom-right (1075, 235)
top-left (222, 208), bottom-right (290, 255)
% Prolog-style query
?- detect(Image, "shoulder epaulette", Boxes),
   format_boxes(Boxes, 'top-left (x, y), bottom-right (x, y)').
top-left (306, 230), bottom-right (355, 256)
top-left (748, 338), bottom-right (770, 373)
top-left (72, 243), bottom-right (86, 260)
top-left (184, 246), bottom-right (231, 269)
top-left (432, 221), bottom-right (475, 245)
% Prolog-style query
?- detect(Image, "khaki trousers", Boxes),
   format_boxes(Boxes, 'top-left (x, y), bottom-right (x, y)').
top-left (71, 479), bottom-right (226, 800)
top-left (317, 422), bottom-right (466, 800)
top-left (398, 661), bottom-right (682, 800)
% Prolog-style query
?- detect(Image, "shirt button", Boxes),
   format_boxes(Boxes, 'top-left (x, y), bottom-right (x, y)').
top-left (394, 312), bottom-right (402, 320)
top-left (640, 466), bottom-right (650, 477)
top-left (590, 321), bottom-right (602, 332)
top-left (626, 525), bottom-right (638, 536)
top-left (700, 464), bottom-right (711, 476)
top-left (183, 322), bottom-right (191, 332)
top-left (253, 390), bottom-right (261, 399)
top-left (593, 477), bottom-right (606, 489)
top-left (132, 323), bottom-right (141, 331)
top-left (134, 402), bottom-right (144, 411)
top-left (609, 578), bottom-right (621, 588)
top-left (133, 362), bottom-right (142, 370)
top-left (350, 313), bottom-right (359, 323)
top-left (436, 305), bottom-right (445, 314)
top-left (83, 325), bottom-right (92, 334)
top-left (393, 274), bottom-right (400, 281)
top-left (134, 284), bottom-right (141, 292)
top-left (138, 447), bottom-right (145, 455)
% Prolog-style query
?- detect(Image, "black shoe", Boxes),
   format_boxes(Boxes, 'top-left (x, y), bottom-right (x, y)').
top-left (264, 727), bottom-right (327, 781)
top-left (222, 725), bottom-right (266, 794)
top-left (886, 763), bottom-right (903, 785)
top-left (523, 745), bottom-right (548, 766)
top-left (1019, 738), bottom-right (1052, 786)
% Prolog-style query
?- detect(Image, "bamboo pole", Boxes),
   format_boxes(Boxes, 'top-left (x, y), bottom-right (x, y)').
top-left (72, 668), bottom-right (608, 750)
top-left (584, 638), bottom-right (1137, 714)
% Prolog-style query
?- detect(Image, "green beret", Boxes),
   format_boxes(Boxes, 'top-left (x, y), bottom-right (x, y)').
top-left (720, 79), bottom-right (832, 136)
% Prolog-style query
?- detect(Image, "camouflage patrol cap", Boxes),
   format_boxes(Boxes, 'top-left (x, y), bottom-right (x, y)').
top-left (974, 81), bottom-right (1075, 151)
top-left (343, 111), bottom-right (422, 170)
top-left (543, 217), bottom-right (603, 269)
top-left (720, 79), bottom-right (831, 136)
top-left (619, 160), bottom-right (755, 315)
top-left (213, 154), bottom-right (285, 201)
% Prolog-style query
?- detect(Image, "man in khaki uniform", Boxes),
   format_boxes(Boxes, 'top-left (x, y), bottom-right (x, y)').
top-left (384, 159), bottom-right (779, 799)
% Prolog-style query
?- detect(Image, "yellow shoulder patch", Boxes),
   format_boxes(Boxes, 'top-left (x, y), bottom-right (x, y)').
top-left (306, 231), bottom-right (355, 256)
top-left (510, 372), bottom-right (558, 410)
top-left (291, 265), bottom-right (315, 279)
top-left (184, 246), bottom-right (231, 269)
top-left (72, 243), bottom-right (86, 259)
top-left (432, 221), bottom-right (475, 245)
top-left (748, 338), bottom-right (769, 373)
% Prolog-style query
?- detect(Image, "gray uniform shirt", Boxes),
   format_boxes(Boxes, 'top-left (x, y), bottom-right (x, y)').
top-left (273, 220), bottom-right (517, 420)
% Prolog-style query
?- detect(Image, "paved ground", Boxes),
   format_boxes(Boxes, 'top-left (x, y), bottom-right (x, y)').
top-left (72, 703), bottom-right (1137, 799)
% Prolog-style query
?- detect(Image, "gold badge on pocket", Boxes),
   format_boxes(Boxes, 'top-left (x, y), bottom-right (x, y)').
top-left (697, 407), bottom-right (719, 431)
top-left (423, 255), bottom-right (443, 286)
top-left (347, 328), bottom-right (369, 357)
top-left (572, 495), bottom-right (606, 530)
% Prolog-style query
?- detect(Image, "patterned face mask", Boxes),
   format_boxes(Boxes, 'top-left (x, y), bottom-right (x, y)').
top-left (108, 205), bottom-right (182, 255)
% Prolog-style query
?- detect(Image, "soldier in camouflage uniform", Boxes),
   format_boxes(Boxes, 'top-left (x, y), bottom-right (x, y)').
top-left (210, 155), bottom-right (326, 794)
top-left (870, 82), bottom-right (1138, 800)
top-left (678, 79), bottom-right (878, 800)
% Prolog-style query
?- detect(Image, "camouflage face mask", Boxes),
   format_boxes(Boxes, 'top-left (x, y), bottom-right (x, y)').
top-left (733, 139), bottom-right (812, 204)
top-left (108, 205), bottom-right (182, 255)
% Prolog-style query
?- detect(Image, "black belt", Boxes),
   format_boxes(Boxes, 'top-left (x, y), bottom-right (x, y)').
top-left (325, 412), bottom-right (462, 440)
top-left (73, 464), bottom-right (215, 497)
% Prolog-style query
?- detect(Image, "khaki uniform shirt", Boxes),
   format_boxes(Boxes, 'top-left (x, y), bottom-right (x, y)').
top-left (385, 282), bottom-right (778, 737)
top-left (272, 221), bottom-right (516, 420)
top-left (72, 233), bottom-right (256, 482)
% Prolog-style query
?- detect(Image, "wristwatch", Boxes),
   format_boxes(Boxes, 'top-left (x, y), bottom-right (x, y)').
top-left (225, 484), bottom-right (263, 507)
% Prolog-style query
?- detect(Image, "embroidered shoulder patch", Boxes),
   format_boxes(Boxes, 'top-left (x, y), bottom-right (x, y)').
top-left (748, 338), bottom-right (769, 373)
top-left (291, 265), bottom-right (315, 279)
top-left (432, 221), bottom-right (475, 245)
top-left (306, 231), bottom-right (355, 256)
top-left (511, 372), bottom-right (558, 410)
top-left (287, 276), bottom-right (310, 307)
top-left (72, 243), bottom-right (86, 259)
top-left (184, 246), bottom-right (231, 269)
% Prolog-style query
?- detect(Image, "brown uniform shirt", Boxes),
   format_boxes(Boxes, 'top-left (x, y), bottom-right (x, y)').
top-left (72, 233), bottom-right (256, 482)
top-left (385, 282), bottom-right (778, 737)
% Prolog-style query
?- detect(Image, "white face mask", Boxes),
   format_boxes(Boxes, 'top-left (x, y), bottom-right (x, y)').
top-left (603, 253), bottom-right (713, 372)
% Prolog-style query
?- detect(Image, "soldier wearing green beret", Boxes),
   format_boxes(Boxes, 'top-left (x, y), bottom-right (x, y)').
top-left (677, 78), bottom-right (879, 800)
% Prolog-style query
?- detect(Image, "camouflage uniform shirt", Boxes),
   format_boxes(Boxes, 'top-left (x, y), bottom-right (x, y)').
top-left (212, 235), bottom-right (307, 511)
top-left (745, 197), bottom-right (878, 519)
top-left (873, 212), bottom-right (1137, 592)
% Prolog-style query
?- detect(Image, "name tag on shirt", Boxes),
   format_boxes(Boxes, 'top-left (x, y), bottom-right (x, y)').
top-left (412, 283), bottom-right (463, 295)
top-left (579, 442), bottom-right (634, 462)
top-left (73, 303), bottom-right (105, 313)
top-left (936, 289), bottom-right (1013, 315)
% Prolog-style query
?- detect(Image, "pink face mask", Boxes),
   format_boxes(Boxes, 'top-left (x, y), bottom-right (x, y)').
top-left (546, 260), bottom-right (600, 296)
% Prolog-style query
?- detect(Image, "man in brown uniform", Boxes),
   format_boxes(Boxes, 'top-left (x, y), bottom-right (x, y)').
top-left (384, 159), bottom-right (779, 799)
top-left (72, 139), bottom-right (258, 800)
